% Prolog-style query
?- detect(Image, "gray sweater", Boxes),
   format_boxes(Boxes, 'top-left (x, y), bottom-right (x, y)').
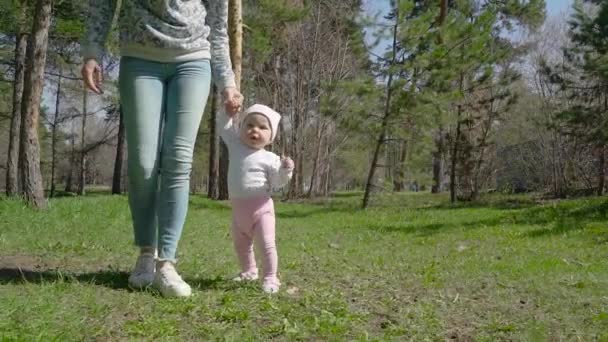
top-left (82, 0), bottom-right (236, 90)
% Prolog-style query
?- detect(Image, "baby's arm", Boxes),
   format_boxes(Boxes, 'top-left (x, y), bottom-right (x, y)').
top-left (268, 154), bottom-right (294, 189)
top-left (216, 110), bottom-right (239, 147)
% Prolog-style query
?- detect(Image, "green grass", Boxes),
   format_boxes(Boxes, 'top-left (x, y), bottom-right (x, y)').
top-left (1, 191), bottom-right (608, 340)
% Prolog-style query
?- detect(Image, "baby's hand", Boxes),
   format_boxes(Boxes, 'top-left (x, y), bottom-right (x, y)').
top-left (281, 156), bottom-right (294, 170)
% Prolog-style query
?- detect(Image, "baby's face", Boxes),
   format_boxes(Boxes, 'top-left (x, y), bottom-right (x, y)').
top-left (239, 113), bottom-right (272, 149)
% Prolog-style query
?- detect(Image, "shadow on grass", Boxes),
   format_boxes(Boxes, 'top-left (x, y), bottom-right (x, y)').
top-left (185, 276), bottom-right (227, 290)
top-left (0, 268), bottom-right (234, 293)
top-left (189, 199), bottom-right (231, 211)
top-left (0, 268), bottom-right (131, 290)
top-left (521, 200), bottom-right (608, 238)
top-left (366, 198), bottom-right (608, 239)
top-left (49, 189), bottom-right (118, 199)
top-left (367, 215), bottom-right (509, 236)
top-left (423, 196), bottom-right (539, 211)
top-left (276, 205), bottom-right (357, 219)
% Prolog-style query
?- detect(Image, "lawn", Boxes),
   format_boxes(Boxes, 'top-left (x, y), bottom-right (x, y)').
top-left (1, 191), bottom-right (607, 340)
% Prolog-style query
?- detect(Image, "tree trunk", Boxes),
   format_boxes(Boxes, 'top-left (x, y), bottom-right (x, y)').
top-left (287, 108), bottom-right (303, 198)
top-left (19, 0), bottom-right (53, 209)
top-left (393, 139), bottom-right (408, 192)
top-left (431, 0), bottom-right (448, 194)
top-left (207, 86), bottom-right (219, 199)
top-left (65, 124), bottom-right (75, 193)
top-left (228, 0), bottom-right (242, 87)
top-left (6, 29), bottom-right (28, 197)
top-left (50, 72), bottom-right (62, 198)
top-left (306, 121), bottom-right (324, 198)
top-left (450, 106), bottom-right (462, 204)
top-left (432, 128), bottom-right (445, 193)
top-left (362, 6), bottom-right (399, 209)
top-left (78, 89), bottom-right (87, 195)
top-left (112, 107), bottom-right (125, 194)
top-left (323, 141), bottom-right (332, 197)
top-left (598, 144), bottom-right (605, 196)
top-left (218, 140), bottom-right (229, 200)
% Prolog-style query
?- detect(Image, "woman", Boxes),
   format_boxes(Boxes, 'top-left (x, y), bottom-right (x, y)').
top-left (81, 0), bottom-right (243, 297)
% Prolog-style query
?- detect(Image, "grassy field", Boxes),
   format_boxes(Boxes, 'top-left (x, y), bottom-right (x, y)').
top-left (1, 191), bottom-right (607, 340)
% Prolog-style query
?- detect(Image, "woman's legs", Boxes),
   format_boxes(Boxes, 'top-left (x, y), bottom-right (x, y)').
top-left (157, 59), bottom-right (212, 262)
top-left (119, 57), bottom-right (166, 250)
top-left (119, 57), bottom-right (211, 295)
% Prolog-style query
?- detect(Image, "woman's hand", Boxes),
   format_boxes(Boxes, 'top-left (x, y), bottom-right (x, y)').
top-left (222, 87), bottom-right (243, 117)
top-left (81, 58), bottom-right (103, 94)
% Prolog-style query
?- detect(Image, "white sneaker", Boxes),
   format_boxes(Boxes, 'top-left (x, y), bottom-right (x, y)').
top-left (153, 262), bottom-right (192, 297)
top-left (232, 270), bottom-right (259, 282)
top-left (262, 279), bottom-right (281, 294)
top-left (128, 253), bottom-right (156, 288)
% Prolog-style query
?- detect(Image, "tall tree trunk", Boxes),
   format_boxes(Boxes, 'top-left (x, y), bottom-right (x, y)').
top-left (432, 0), bottom-right (449, 194)
top-left (65, 123), bottom-right (75, 193)
top-left (228, 0), bottom-right (242, 87)
top-left (19, 0), bottom-right (53, 209)
top-left (287, 107), bottom-right (303, 198)
top-left (6, 29), bottom-right (28, 197)
top-left (393, 139), bottom-right (408, 192)
top-left (218, 141), bottom-right (229, 200)
top-left (323, 141), bottom-right (332, 197)
top-left (432, 128), bottom-right (445, 193)
top-left (50, 72), bottom-right (62, 198)
top-left (78, 89), bottom-right (87, 195)
top-left (306, 121), bottom-right (324, 198)
top-left (598, 144), bottom-right (605, 196)
top-left (207, 86), bottom-right (219, 199)
top-left (450, 105), bottom-right (462, 204)
top-left (112, 107), bottom-right (125, 194)
top-left (362, 6), bottom-right (399, 209)
top-left (109, 0), bottom-right (125, 191)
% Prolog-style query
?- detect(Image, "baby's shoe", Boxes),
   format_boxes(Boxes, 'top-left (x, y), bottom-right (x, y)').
top-left (262, 278), bottom-right (281, 294)
top-left (232, 270), bottom-right (259, 282)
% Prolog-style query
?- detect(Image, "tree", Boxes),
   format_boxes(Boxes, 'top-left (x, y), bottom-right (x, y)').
top-left (546, 0), bottom-right (608, 195)
top-left (5, 0), bottom-right (28, 196)
top-left (78, 88), bottom-right (88, 195)
top-left (362, 1), bottom-right (400, 209)
top-left (19, 0), bottom-right (53, 208)
top-left (207, 86), bottom-right (219, 199)
top-left (111, 106), bottom-right (125, 194)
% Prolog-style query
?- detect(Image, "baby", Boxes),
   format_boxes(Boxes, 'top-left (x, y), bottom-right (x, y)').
top-left (218, 104), bottom-right (294, 293)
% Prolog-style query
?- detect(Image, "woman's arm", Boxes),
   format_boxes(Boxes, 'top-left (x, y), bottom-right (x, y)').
top-left (206, 0), bottom-right (237, 91)
top-left (81, 0), bottom-right (115, 62)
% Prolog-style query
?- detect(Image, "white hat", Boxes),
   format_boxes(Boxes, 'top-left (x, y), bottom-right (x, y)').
top-left (243, 104), bottom-right (282, 141)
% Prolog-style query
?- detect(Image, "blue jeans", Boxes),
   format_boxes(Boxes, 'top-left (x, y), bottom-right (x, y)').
top-left (119, 56), bottom-right (211, 262)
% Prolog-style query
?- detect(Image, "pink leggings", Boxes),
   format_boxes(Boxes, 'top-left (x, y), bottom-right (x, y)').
top-left (231, 196), bottom-right (279, 285)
